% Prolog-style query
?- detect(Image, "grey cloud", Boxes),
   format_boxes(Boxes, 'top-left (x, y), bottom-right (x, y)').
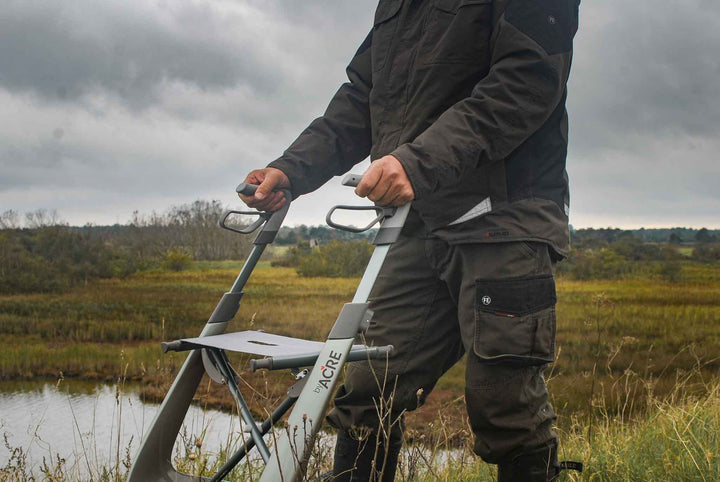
top-left (1, 0), bottom-right (718, 228)
top-left (569, 0), bottom-right (720, 156)
top-left (0, 1), bottom-right (282, 108)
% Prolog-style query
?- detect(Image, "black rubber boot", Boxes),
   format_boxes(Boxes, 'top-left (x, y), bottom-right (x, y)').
top-left (331, 429), bottom-right (402, 481)
top-left (497, 442), bottom-right (562, 482)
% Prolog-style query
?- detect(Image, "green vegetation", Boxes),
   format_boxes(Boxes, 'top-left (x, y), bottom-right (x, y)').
top-left (296, 240), bottom-right (373, 277)
top-left (1, 214), bottom-right (719, 478)
top-left (0, 202), bottom-right (253, 294)
top-left (161, 248), bottom-right (193, 272)
top-left (1, 259), bottom-right (719, 434)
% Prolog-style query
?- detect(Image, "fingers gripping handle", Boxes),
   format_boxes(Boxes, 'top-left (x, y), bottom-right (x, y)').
top-left (223, 182), bottom-right (291, 245)
top-left (331, 173), bottom-right (410, 245)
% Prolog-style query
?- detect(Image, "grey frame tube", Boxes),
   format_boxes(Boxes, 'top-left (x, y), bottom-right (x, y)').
top-left (259, 194), bottom-right (410, 482)
top-left (128, 193), bottom-right (289, 482)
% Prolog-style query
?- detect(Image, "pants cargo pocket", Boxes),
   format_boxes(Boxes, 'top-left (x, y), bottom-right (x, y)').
top-left (474, 275), bottom-right (557, 365)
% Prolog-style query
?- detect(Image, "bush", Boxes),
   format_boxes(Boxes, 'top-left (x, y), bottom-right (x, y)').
top-left (271, 242), bottom-right (312, 268)
top-left (161, 248), bottom-right (192, 271)
top-left (693, 244), bottom-right (720, 262)
top-left (563, 248), bottom-right (632, 280)
top-left (297, 241), bottom-right (373, 278)
top-left (656, 260), bottom-right (682, 282)
top-left (0, 227), bottom-right (142, 294)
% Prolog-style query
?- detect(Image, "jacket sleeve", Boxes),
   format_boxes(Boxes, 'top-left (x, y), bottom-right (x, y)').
top-left (267, 31), bottom-right (373, 199)
top-left (391, 0), bottom-right (579, 200)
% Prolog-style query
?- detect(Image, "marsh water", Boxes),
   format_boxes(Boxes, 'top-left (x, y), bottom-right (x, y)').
top-left (0, 380), bottom-right (251, 478)
top-left (1, 380), bottom-right (462, 479)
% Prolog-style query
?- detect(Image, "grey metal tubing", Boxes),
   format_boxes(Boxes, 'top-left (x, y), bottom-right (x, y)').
top-left (250, 344), bottom-right (394, 372)
top-left (211, 395), bottom-right (297, 482)
top-left (230, 245), bottom-right (265, 294)
top-left (207, 349), bottom-right (272, 463)
top-left (127, 321), bottom-right (228, 482)
top-left (352, 245), bottom-right (390, 303)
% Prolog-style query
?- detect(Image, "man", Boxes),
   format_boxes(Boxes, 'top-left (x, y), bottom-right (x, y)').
top-left (241, 0), bottom-right (580, 480)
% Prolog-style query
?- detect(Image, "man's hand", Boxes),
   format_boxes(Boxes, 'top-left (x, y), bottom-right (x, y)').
top-left (355, 155), bottom-right (414, 206)
top-left (239, 167), bottom-right (291, 212)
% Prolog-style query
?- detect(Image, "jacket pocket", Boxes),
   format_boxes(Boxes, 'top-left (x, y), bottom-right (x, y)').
top-left (474, 275), bottom-right (556, 365)
top-left (418, 0), bottom-right (492, 66)
top-left (372, 0), bottom-right (402, 72)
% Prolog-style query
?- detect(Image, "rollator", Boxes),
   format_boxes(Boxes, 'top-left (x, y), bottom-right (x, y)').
top-left (127, 173), bottom-right (410, 481)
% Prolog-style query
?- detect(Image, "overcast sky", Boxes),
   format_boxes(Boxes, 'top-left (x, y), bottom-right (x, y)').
top-left (1, 0), bottom-right (718, 229)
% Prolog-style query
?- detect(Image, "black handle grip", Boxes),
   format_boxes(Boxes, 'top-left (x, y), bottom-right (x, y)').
top-left (236, 182), bottom-right (259, 196)
top-left (161, 340), bottom-right (192, 353)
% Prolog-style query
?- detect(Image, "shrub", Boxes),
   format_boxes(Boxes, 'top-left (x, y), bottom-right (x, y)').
top-left (656, 260), bottom-right (682, 282)
top-left (297, 241), bottom-right (373, 278)
top-left (565, 248), bottom-right (631, 280)
top-left (693, 244), bottom-right (720, 262)
top-left (161, 248), bottom-right (192, 271)
top-left (0, 227), bottom-right (137, 294)
top-left (271, 242), bottom-right (312, 268)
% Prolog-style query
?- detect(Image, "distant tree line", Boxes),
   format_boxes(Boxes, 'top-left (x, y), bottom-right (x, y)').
top-left (0, 201), bottom-right (252, 294)
top-left (571, 226), bottom-right (719, 244)
top-left (274, 225), bottom-right (375, 245)
top-left (558, 229), bottom-right (720, 282)
top-left (275, 227), bottom-right (720, 280)
top-left (2, 202), bottom-right (717, 291)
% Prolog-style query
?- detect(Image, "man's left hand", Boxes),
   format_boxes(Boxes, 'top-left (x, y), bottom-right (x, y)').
top-left (355, 155), bottom-right (415, 206)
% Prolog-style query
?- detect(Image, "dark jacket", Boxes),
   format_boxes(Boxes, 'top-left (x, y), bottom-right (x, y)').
top-left (269, 0), bottom-right (580, 256)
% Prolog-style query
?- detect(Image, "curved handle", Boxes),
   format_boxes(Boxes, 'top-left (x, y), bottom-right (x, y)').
top-left (219, 210), bottom-right (269, 234)
top-left (326, 205), bottom-right (395, 233)
top-left (334, 172), bottom-right (411, 245)
top-left (228, 182), bottom-right (292, 244)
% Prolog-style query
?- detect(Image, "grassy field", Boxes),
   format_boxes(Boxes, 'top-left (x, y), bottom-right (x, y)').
top-left (1, 261), bottom-right (719, 440)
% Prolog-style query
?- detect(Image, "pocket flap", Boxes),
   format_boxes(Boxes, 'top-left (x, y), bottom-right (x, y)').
top-left (374, 0), bottom-right (402, 25)
top-left (476, 275), bottom-right (556, 317)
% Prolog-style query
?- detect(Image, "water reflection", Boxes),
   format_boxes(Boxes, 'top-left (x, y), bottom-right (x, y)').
top-left (0, 380), bottom-right (240, 478)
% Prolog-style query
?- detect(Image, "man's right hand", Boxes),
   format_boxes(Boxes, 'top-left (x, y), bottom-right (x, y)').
top-left (239, 167), bottom-right (291, 212)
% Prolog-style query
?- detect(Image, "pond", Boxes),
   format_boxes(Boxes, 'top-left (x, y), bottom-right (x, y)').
top-left (1, 380), bottom-right (465, 480)
top-left (0, 380), bottom-right (254, 479)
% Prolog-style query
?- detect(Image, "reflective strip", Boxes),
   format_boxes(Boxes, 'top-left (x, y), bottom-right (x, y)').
top-left (448, 197), bottom-right (492, 226)
top-left (564, 203), bottom-right (570, 216)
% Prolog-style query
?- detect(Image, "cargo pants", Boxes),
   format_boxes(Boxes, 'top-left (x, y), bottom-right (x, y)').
top-left (326, 232), bottom-right (558, 464)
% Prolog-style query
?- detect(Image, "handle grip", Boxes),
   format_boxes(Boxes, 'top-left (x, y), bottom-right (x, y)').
top-left (236, 182), bottom-right (259, 196)
top-left (341, 173), bottom-right (363, 188)
top-left (161, 340), bottom-right (194, 353)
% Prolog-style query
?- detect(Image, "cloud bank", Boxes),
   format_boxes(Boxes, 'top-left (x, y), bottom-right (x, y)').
top-left (1, 0), bottom-right (718, 228)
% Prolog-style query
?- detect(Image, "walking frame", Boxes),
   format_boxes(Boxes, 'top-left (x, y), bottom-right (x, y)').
top-left (128, 173), bottom-right (410, 481)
